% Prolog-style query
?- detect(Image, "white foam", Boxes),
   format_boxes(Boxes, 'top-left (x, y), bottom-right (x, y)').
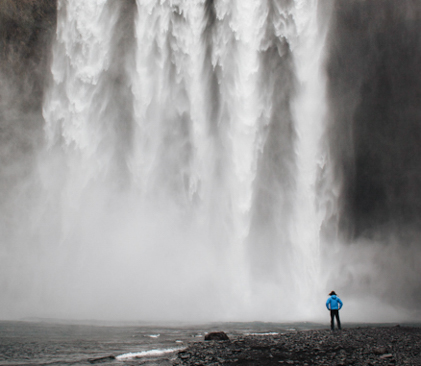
top-left (246, 332), bottom-right (279, 336)
top-left (147, 334), bottom-right (160, 338)
top-left (116, 347), bottom-right (185, 360)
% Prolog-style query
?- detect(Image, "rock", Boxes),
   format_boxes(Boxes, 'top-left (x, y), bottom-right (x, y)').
top-left (176, 326), bottom-right (421, 365)
top-left (88, 355), bottom-right (116, 364)
top-left (373, 346), bottom-right (388, 355)
top-left (179, 352), bottom-right (191, 359)
top-left (204, 331), bottom-right (230, 341)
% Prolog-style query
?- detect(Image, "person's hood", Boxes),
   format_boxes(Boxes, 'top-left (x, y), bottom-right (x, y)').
top-left (331, 295), bottom-right (337, 299)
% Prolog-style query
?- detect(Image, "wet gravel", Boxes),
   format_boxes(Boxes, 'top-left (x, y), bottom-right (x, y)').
top-left (174, 326), bottom-right (421, 365)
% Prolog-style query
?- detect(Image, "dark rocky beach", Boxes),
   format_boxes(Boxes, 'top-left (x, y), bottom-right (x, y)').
top-left (174, 326), bottom-right (421, 366)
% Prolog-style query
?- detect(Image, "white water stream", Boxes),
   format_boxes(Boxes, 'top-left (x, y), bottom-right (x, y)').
top-left (39, 0), bottom-right (333, 321)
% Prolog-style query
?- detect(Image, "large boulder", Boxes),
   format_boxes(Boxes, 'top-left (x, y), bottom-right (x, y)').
top-left (204, 331), bottom-right (230, 341)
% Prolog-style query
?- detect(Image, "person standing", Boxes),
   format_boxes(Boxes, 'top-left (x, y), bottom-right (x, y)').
top-left (326, 291), bottom-right (343, 330)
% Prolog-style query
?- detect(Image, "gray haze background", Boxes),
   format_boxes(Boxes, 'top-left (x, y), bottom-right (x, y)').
top-left (0, 0), bottom-right (420, 322)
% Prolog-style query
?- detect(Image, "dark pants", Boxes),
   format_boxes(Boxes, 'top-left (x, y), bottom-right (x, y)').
top-left (330, 310), bottom-right (341, 330)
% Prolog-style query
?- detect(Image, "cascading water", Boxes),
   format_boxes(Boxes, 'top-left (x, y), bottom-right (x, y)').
top-left (38, 0), bottom-right (333, 321)
top-left (289, 0), bottom-right (330, 314)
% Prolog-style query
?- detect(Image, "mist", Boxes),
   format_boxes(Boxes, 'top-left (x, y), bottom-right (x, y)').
top-left (324, 0), bottom-right (421, 319)
top-left (0, 0), bottom-right (420, 324)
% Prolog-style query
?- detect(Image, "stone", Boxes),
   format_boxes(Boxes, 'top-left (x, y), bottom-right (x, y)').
top-left (204, 331), bottom-right (230, 341)
top-left (88, 355), bottom-right (116, 364)
top-left (373, 347), bottom-right (388, 355)
top-left (176, 326), bottom-right (421, 365)
top-left (179, 352), bottom-right (191, 359)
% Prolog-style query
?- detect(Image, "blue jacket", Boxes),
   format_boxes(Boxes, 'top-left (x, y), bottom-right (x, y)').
top-left (326, 295), bottom-right (343, 310)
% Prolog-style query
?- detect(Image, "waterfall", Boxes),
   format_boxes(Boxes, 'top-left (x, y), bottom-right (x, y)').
top-left (39, 0), bottom-right (332, 321)
top-left (289, 0), bottom-right (330, 313)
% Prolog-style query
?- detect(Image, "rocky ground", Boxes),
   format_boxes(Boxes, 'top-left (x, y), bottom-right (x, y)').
top-left (174, 326), bottom-right (421, 365)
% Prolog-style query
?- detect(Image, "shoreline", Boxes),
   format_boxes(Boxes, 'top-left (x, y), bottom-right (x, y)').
top-left (174, 326), bottom-right (421, 365)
